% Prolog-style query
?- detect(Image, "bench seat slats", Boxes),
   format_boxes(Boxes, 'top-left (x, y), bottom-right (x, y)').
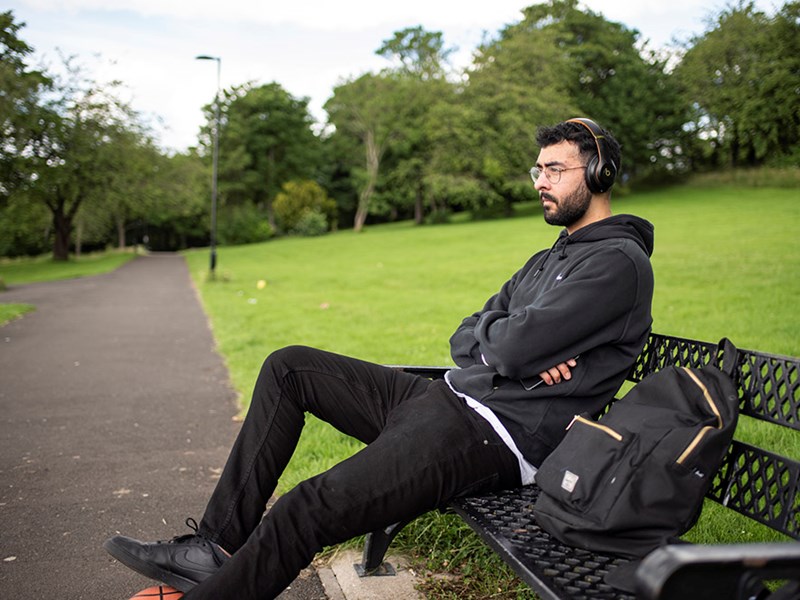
top-left (452, 487), bottom-right (634, 600)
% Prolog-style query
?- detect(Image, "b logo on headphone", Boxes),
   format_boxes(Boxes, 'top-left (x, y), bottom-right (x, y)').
top-left (566, 118), bottom-right (617, 194)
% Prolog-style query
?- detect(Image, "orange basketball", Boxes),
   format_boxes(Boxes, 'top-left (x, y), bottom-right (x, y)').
top-left (129, 585), bottom-right (183, 599)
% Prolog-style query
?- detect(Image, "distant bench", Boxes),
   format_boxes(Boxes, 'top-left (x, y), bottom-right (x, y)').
top-left (357, 333), bottom-right (800, 599)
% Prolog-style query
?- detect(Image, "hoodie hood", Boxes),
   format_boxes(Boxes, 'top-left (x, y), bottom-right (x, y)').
top-left (539, 214), bottom-right (654, 274)
top-left (565, 214), bottom-right (655, 257)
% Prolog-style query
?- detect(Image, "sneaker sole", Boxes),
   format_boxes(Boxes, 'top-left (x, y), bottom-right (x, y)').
top-left (103, 538), bottom-right (198, 593)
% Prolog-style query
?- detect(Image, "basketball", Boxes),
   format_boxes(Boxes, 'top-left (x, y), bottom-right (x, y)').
top-left (129, 585), bottom-right (183, 599)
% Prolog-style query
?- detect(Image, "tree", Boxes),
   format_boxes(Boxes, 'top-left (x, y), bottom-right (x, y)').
top-left (676, 1), bottom-right (800, 168)
top-left (504, 0), bottom-right (685, 182)
top-left (323, 27), bottom-right (459, 229)
top-left (106, 135), bottom-right (163, 249)
top-left (202, 82), bottom-right (323, 231)
top-left (375, 26), bottom-right (456, 223)
top-left (1, 11), bottom-right (217, 258)
top-left (325, 73), bottom-right (417, 231)
top-left (0, 190), bottom-right (50, 257)
top-left (76, 131), bottom-right (164, 252)
top-left (51, 65), bottom-right (142, 258)
top-left (8, 52), bottom-right (148, 260)
top-left (144, 151), bottom-right (210, 250)
top-left (1, 14), bottom-right (177, 258)
top-left (0, 11), bottom-right (51, 225)
top-left (448, 22), bottom-right (570, 214)
top-left (376, 25), bottom-right (454, 80)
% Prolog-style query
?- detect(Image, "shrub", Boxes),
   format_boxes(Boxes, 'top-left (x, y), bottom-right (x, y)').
top-left (424, 174), bottom-right (502, 214)
top-left (273, 180), bottom-right (337, 236)
top-left (292, 210), bottom-right (329, 237)
top-left (216, 204), bottom-right (273, 246)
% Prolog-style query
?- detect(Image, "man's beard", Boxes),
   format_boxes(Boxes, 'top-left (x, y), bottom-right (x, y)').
top-left (541, 185), bottom-right (592, 228)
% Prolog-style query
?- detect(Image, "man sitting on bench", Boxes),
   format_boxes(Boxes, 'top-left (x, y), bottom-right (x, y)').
top-left (104, 118), bottom-right (655, 600)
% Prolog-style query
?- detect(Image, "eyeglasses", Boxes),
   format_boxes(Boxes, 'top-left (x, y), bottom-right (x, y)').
top-left (529, 165), bottom-right (586, 184)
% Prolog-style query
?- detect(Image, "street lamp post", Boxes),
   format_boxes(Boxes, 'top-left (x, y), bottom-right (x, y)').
top-left (195, 55), bottom-right (221, 279)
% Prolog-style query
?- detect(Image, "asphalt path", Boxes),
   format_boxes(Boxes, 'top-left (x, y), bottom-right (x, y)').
top-left (0, 254), bottom-right (326, 599)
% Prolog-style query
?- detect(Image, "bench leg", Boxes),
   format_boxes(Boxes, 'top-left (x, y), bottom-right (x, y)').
top-left (353, 520), bottom-right (411, 577)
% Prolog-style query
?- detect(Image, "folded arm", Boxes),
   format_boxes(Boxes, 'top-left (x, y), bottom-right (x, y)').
top-left (452, 248), bottom-right (640, 381)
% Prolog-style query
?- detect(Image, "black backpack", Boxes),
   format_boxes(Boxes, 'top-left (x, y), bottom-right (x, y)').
top-left (533, 340), bottom-right (739, 559)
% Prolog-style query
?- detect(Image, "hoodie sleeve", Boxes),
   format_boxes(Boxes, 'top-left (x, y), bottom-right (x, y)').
top-left (449, 315), bottom-right (482, 367)
top-left (449, 266), bottom-right (524, 367)
top-left (473, 245), bottom-right (646, 380)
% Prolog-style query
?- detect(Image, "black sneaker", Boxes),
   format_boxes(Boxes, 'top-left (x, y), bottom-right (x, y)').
top-left (104, 518), bottom-right (229, 592)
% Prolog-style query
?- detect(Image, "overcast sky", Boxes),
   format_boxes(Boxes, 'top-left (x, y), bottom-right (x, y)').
top-left (6, 0), bottom-right (779, 153)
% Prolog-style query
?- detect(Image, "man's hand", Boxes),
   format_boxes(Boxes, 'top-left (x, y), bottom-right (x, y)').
top-left (538, 358), bottom-right (578, 386)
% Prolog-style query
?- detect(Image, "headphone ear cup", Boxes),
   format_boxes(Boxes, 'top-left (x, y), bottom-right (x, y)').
top-left (595, 160), bottom-right (617, 193)
top-left (567, 117), bottom-right (617, 193)
top-left (584, 154), bottom-right (601, 194)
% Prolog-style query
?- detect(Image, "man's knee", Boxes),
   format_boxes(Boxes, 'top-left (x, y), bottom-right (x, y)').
top-left (261, 345), bottom-right (317, 377)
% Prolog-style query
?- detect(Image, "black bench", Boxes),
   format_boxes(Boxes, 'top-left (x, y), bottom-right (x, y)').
top-left (357, 333), bottom-right (800, 599)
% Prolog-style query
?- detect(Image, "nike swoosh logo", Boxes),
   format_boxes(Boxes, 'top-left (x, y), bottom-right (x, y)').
top-left (172, 547), bottom-right (220, 575)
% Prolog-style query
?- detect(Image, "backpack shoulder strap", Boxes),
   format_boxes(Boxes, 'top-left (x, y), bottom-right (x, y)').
top-left (715, 337), bottom-right (738, 377)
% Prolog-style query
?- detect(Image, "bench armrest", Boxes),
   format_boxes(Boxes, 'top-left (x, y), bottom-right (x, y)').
top-left (637, 543), bottom-right (800, 600)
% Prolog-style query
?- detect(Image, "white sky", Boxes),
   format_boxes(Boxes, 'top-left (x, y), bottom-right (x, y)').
top-left (6, 0), bottom-right (780, 153)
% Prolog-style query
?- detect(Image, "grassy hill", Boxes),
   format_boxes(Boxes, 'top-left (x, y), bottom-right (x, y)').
top-left (185, 184), bottom-right (799, 401)
top-left (183, 184), bottom-right (799, 597)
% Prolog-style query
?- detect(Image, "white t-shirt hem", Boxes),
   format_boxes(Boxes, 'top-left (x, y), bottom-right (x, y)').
top-left (445, 371), bottom-right (537, 486)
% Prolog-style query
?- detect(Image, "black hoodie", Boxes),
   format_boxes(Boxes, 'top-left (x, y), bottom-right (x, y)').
top-left (447, 214), bottom-right (655, 467)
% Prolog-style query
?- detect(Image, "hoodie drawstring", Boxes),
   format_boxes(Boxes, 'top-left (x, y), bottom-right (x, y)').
top-left (534, 232), bottom-right (570, 276)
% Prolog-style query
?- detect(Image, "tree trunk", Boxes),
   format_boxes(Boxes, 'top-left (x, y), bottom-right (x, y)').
top-left (354, 129), bottom-right (380, 233)
top-left (730, 132), bottom-right (740, 168)
top-left (266, 147), bottom-right (277, 231)
top-left (117, 216), bottom-right (126, 249)
top-left (504, 198), bottom-right (514, 218)
top-left (414, 182), bottom-right (424, 225)
top-left (53, 209), bottom-right (72, 261)
top-left (353, 189), bottom-right (372, 232)
top-left (75, 221), bottom-right (83, 258)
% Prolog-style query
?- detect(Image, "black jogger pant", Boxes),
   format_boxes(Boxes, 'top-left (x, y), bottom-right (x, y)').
top-left (185, 345), bottom-right (520, 600)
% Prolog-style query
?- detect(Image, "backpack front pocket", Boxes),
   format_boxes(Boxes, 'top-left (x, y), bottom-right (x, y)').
top-left (535, 414), bottom-right (632, 513)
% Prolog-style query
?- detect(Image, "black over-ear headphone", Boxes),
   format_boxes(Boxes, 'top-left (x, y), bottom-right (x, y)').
top-left (566, 117), bottom-right (617, 194)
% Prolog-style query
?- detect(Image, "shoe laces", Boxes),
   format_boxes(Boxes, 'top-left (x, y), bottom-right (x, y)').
top-left (163, 518), bottom-right (209, 545)
top-left (185, 517), bottom-right (201, 535)
top-left (167, 518), bottom-right (229, 563)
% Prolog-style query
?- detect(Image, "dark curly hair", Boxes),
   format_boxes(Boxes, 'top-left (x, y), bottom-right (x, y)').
top-left (535, 120), bottom-right (621, 174)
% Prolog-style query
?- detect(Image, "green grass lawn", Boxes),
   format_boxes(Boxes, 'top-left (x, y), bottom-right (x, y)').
top-left (0, 250), bottom-right (137, 286)
top-left (0, 250), bottom-right (138, 326)
top-left (0, 303), bottom-right (35, 326)
top-left (180, 185), bottom-right (797, 598)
